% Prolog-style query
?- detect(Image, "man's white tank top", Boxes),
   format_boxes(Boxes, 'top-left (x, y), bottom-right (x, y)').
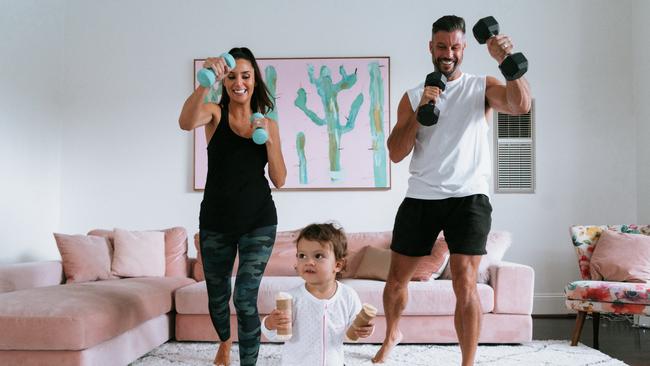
top-left (406, 73), bottom-right (491, 199)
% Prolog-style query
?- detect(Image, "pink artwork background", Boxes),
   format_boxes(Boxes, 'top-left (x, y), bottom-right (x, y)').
top-left (193, 57), bottom-right (390, 190)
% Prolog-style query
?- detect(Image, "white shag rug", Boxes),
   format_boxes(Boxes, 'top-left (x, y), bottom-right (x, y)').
top-left (130, 340), bottom-right (628, 366)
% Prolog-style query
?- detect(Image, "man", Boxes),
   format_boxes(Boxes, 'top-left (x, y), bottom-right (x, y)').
top-left (372, 15), bottom-right (531, 366)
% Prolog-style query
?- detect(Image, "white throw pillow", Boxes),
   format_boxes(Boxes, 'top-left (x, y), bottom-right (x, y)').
top-left (111, 228), bottom-right (165, 277)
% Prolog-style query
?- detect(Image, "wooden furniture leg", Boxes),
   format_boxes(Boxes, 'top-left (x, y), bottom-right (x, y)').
top-left (571, 311), bottom-right (587, 346)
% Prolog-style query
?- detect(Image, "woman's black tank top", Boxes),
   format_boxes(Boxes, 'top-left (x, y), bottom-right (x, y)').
top-left (199, 106), bottom-right (277, 234)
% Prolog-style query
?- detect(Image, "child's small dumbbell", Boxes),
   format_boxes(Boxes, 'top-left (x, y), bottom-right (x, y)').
top-left (197, 53), bottom-right (236, 87)
top-left (346, 303), bottom-right (377, 342)
top-left (250, 113), bottom-right (269, 145)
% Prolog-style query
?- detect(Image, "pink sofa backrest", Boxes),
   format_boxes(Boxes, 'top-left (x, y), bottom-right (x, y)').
top-left (264, 230), bottom-right (393, 278)
top-left (263, 230), bottom-right (301, 276)
top-left (192, 230), bottom-right (393, 280)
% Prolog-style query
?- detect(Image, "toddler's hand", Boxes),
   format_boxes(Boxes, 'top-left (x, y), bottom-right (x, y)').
top-left (353, 321), bottom-right (375, 339)
top-left (265, 309), bottom-right (291, 331)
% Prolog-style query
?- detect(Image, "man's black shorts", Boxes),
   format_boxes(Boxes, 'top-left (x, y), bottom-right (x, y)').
top-left (390, 194), bottom-right (492, 256)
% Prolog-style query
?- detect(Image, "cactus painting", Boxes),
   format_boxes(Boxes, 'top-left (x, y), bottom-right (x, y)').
top-left (294, 64), bottom-right (363, 182)
top-left (192, 57), bottom-right (390, 190)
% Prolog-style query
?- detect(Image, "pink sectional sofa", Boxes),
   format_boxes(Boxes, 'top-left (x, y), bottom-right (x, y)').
top-left (0, 229), bottom-right (534, 366)
top-left (175, 230), bottom-right (535, 344)
top-left (0, 227), bottom-right (198, 366)
top-left (0, 260), bottom-right (195, 366)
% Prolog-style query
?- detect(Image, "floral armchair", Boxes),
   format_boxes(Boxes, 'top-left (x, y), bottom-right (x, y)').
top-left (565, 224), bottom-right (650, 349)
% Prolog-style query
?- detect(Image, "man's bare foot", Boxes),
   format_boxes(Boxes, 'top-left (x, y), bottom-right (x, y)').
top-left (371, 330), bottom-right (403, 364)
top-left (213, 339), bottom-right (232, 366)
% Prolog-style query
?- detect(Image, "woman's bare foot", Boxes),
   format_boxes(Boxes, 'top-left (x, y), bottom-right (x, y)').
top-left (213, 339), bottom-right (232, 366)
top-left (371, 329), bottom-right (403, 364)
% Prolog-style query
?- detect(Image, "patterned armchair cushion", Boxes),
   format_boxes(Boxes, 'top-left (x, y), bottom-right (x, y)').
top-left (565, 280), bottom-right (650, 315)
top-left (569, 224), bottom-right (650, 280)
top-left (566, 299), bottom-right (650, 315)
top-left (565, 280), bottom-right (650, 305)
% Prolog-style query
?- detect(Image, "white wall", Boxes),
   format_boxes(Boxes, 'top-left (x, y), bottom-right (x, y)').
top-left (634, 1), bottom-right (650, 223)
top-left (0, 0), bottom-right (64, 264)
top-left (1, 0), bottom-right (644, 313)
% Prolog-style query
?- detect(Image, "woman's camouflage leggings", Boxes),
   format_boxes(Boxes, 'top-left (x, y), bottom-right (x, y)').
top-left (199, 225), bottom-right (276, 366)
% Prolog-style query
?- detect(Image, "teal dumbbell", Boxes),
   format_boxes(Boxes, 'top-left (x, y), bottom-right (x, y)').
top-left (197, 53), bottom-right (236, 87)
top-left (250, 113), bottom-right (269, 145)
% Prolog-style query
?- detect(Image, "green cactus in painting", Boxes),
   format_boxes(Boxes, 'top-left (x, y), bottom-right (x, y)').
top-left (264, 65), bottom-right (278, 121)
top-left (296, 132), bottom-right (307, 184)
top-left (368, 62), bottom-right (387, 187)
top-left (294, 64), bottom-right (363, 182)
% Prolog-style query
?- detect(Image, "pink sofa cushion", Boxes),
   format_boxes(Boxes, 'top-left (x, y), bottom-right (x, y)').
top-left (175, 277), bottom-right (495, 317)
top-left (111, 228), bottom-right (165, 277)
top-left (348, 232), bottom-right (449, 281)
top-left (53, 233), bottom-right (115, 283)
top-left (88, 227), bottom-right (189, 278)
top-left (354, 246), bottom-right (391, 280)
top-left (160, 227), bottom-right (190, 277)
top-left (411, 239), bottom-right (450, 281)
top-left (342, 231), bottom-right (392, 279)
top-left (589, 230), bottom-right (650, 282)
top-left (0, 277), bottom-right (194, 350)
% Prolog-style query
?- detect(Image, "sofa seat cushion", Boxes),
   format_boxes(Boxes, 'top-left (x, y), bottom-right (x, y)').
top-left (175, 277), bottom-right (494, 317)
top-left (0, 277), bottom-right (194, 351)
top-left (565, 280), bottom-right (650, 305)
top-left (175, 276), bottom-right (305, 315)
top-left (341, 279), bottom-right (495, 316)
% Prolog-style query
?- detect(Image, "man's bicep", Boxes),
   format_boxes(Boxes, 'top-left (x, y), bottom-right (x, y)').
top-left (395, 93), bottom-right (416, 127)
top-left (485, 77), bottom-right (510, 113)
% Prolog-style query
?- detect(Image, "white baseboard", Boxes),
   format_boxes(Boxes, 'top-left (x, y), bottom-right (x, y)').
top-left (533, 293), bottom-right (571, 315)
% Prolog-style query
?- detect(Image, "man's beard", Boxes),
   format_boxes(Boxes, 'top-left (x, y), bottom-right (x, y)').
top-left (433, 57), bottom-right (457, 78)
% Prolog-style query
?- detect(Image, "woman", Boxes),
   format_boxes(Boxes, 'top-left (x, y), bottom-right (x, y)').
top-left (179, 47), bottom-right (286, 366)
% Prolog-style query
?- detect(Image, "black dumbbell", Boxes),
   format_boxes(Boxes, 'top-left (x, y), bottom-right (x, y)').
top-left (472, 16), bottom-right (528, 81)
top-left (416, 71), bottom-right (447, 126)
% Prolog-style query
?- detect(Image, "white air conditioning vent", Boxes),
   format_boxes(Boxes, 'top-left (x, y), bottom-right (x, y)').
top-left (494, 100), bottom-right (535, 193)
top-left (497, 113), bottom-right (532, 139)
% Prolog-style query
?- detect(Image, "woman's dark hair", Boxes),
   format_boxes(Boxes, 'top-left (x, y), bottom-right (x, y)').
top-left (219, 47), bottom-right (275, 114)
top-left (431, 15), bottom-right (465, 36)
